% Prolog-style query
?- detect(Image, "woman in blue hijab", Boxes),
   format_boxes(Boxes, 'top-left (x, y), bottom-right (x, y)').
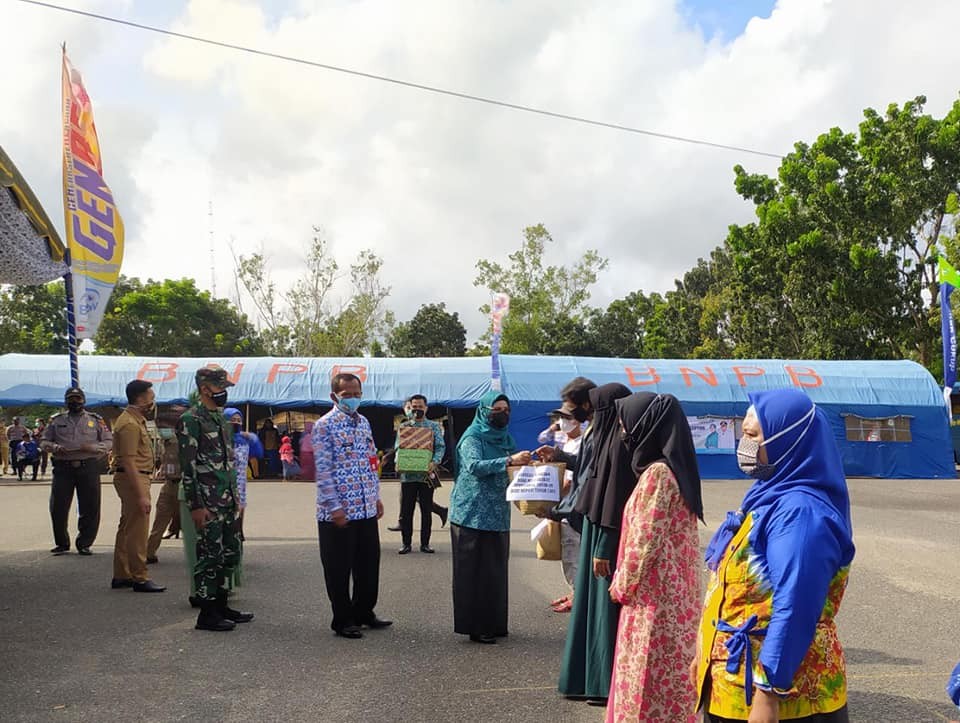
top-left (694, 389), bottom-right (855, 722)
top-left (449, 391), bottom-right (532, 644)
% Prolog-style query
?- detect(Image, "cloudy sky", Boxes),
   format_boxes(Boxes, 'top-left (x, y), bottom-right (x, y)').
top-left (3, 0), bottom-right (960, 342)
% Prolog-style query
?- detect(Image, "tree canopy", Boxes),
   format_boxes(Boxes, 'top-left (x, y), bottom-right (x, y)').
top-left (388, 303), bottom-right (467, 357)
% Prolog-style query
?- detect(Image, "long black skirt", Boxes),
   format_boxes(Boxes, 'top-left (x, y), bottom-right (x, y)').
top-left (450, 524), bottom-right (509, 637)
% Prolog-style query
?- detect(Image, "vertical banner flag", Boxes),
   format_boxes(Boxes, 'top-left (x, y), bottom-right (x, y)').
top-left (938, 258), bottom-right (960, 409)
top-left (62, 49), bottom-right (124, 340)
top-left (490, 293), bottom-right (510, 391)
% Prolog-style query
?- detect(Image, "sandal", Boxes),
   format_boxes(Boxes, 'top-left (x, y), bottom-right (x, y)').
top-left (550, 594), bottom-right (571, 608)
top-left (552, 598), bottom-right (573, 613)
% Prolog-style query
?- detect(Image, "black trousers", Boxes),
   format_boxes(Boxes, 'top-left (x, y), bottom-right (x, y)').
top-left (317, 517), bottom-right (381, 631)
top-left (50, 459), bottom-right (101, 549)
top-left (16, 459), bottom-right (39, 480)
top-left (704, 705), bottom-right (849, 722)
top-left (399, 482), bottom-right (434, 546)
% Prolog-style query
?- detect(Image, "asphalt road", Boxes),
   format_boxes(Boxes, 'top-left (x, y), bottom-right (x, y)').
top-left (0, 477), bottom-right (957, 723)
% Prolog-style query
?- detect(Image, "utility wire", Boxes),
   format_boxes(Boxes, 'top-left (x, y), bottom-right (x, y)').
top-left (14, 0), bottom-right (784, 159)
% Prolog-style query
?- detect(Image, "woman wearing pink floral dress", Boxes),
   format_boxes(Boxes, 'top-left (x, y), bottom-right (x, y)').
top-left (607, 393), bottom-right (703, 722)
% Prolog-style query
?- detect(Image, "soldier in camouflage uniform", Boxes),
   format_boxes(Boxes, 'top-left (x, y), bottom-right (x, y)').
top-left (176, 365), bottom-right (254, 632)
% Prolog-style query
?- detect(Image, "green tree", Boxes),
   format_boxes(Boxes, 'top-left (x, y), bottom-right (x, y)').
top-left (388, 302), bottom-right (467, 357)
top-left (0, 281), bottom-right (68, 354)
top-left (711, 95), bottom-right (960, 370)
top-left (235, 230), bottom-right (392, 356)
top-left (95, 277), bottom-right (263, 356)
top-left (584, 291), bottom-right (660, 358)
top-left (473, 224), bottom-right (608, 354)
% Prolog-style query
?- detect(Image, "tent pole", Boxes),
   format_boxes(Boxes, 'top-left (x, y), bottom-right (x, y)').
top-left (245, 402), bottom-right (251, 432)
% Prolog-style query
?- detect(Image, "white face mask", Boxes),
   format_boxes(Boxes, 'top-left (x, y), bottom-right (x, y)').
top-left (559, 418), bottom-right (578, 434)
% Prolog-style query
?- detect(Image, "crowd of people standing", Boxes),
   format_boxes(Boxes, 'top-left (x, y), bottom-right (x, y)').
top-left (10, 364), bottom-right (865, 720)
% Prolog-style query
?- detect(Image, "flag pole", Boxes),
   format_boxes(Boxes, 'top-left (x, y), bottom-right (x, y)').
top-left (64, 249), bottom-right (80, 388)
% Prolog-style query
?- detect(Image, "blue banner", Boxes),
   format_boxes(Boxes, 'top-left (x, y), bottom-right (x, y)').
top-left (942, 282), bottom-right (956, 394)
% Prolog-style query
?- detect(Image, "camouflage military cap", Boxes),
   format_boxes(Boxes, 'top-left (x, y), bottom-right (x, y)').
top-left (195, 365), bottom-right (235, 388)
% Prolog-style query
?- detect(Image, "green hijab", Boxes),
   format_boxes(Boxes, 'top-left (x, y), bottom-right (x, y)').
top-left (457, 390), bottom-right (516, 454)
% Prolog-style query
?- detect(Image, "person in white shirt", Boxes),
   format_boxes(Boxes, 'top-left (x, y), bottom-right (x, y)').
top-left (548, 406), bottom-right (584, 613)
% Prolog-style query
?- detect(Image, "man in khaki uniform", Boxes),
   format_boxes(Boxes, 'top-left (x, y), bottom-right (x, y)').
top-left (41, 388), bottom-right (112, 555)
top-left (145, 410), bottom-right (185, 564)
top-left (110, 380), bottom-right (166, 592)
top-left (0, 417), bottom-right (8, 476)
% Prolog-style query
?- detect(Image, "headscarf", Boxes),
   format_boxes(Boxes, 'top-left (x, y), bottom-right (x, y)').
top-left (223, 407), bottom-right (247, 448)
top-left (617, 392), bottom-right (703, 521)
top-left (704, 389), bottom-right (853, 570)
top-left (574, 382), bottom-right (634, 529)
top-left (457, 390), bottom-right (515, 452)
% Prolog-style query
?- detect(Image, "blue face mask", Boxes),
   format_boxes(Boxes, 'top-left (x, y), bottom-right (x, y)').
top-left (336, 396), bottom-right (361, 414)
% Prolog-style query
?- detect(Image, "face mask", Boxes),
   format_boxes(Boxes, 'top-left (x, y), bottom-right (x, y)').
top-left (412, 409), bottom-right (425, 419)
top-left (139, 402), bottom-right (157, 417)
top-left (489, 411), bottom-right (510, 429)
top-left (232, 423), bottom-right (242, 434)
top-left (737, 404), bottom-right (817, 480)
top-left (337, 396), bottom-right (361, 414)
top-left (559, 418), bottom-right (578, 433)
top-left (571, 405), bottom-right (589, 423)
top-left (211, 390), bottom-right (228, 408)
top-left (736, 436), bottom-right (777, 480)
top-left (67, 401), bottom-right (84, 413)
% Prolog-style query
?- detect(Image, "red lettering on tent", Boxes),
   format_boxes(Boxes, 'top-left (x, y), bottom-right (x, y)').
top-left (732, 366), bottom-right (765, 387)
top-left (625, 366), bottom-right (660, 386)
top-left (267, 363), bottom-right (308, 384)
top-left (137, 362), bottom-right (178, 383)
top-left (785, 365), bottom-right (823, 388)
top-left (680, 366), bottom-right (717, 387)
top-left (331, 365), bottom-right (368, 383)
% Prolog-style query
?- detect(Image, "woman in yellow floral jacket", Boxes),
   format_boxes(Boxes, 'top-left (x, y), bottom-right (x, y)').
top-left (694, 389), bottom-right (855, 723)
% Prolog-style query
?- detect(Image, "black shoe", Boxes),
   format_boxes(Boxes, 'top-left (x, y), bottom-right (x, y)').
top-left (133, 580), bottom-right (166, 593)
top-left (334, 625), bottom-right (363, 639)
top-left (50, 545), bottom-right (70, 555)
top-left (362, 617), bottom-right (393, 629)
top-left (586, 698), bottom-right (608, 707)
top-left (76, 546), bottom-right (92, 556)
top-left (216, 590), bottom-right (254, 623)
top-left (398, 545), bottom-right (412, 555)
top-left (387, 524), bottom-right (401, 532)
top-left (195, 601), bottom-right (235, 632)
top-left (420, 544), bottom-right (435, 554)
top-left (189, 595), bottom-right (202, 609)
top-left (111, 578), bottom-right (134, 589)
top-left (146, 556), bottom-right (158, 564)
top-left (438, 506), bottom-right (448, 527)
top-left (469, 634), bottom-right (496, 644)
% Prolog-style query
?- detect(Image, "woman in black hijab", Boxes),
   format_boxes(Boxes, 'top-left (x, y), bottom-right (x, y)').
top-left (558, 382), bottom-right (634, 704)
top-left (606, 392), bottom-right (703, 721)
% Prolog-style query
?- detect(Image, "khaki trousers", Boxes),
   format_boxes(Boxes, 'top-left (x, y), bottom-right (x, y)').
top-left (112, 474), bottom-right (151, 582)
top-left (0, 441), bottom-right (8, 472)
top-left (146, 479), bottom-right (179, 559)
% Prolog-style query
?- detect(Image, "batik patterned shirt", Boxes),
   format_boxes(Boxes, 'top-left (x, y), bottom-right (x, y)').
top-left (312, 407), bottom-right (380, 522)
top-left (695, 504), bottom-right (850, 720)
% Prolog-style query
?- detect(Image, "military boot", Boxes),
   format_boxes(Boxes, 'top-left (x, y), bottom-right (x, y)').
top-left (216, 589), bottom-right (254, 623)
top-left (195, 599), bottom-right (235, 632)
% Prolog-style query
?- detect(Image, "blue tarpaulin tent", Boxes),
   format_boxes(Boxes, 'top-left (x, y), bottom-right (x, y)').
top-left (0, 353), bottom-right (952, 479)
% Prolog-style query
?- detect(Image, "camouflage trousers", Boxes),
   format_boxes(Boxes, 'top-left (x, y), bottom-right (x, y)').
top-left (193, 507), bottom-right (241, 602)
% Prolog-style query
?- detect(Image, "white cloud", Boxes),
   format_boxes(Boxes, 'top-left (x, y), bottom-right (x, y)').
top-left (3, 0), bottom-right (960, 342)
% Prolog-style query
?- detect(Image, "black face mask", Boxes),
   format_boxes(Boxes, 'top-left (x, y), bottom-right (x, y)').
top-left (232, 423), bottom-right (242, 434)
top-left (67, 402), bottom-right (84, 414)
top-left (571, 405), bottom-right (589, 423)
top-left (412, 409), bottom-right (425, 419)
top-left (489, 411), bottom-right (510, 429)
top-left (211, 390), bottom-right (228, 408)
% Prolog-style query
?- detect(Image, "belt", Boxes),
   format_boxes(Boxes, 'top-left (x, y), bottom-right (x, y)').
top-left (55, 458), bottom-right (96, 468)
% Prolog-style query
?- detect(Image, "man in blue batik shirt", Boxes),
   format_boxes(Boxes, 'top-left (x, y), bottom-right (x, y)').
top-left (313, 373), bottom-right (392, 639)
